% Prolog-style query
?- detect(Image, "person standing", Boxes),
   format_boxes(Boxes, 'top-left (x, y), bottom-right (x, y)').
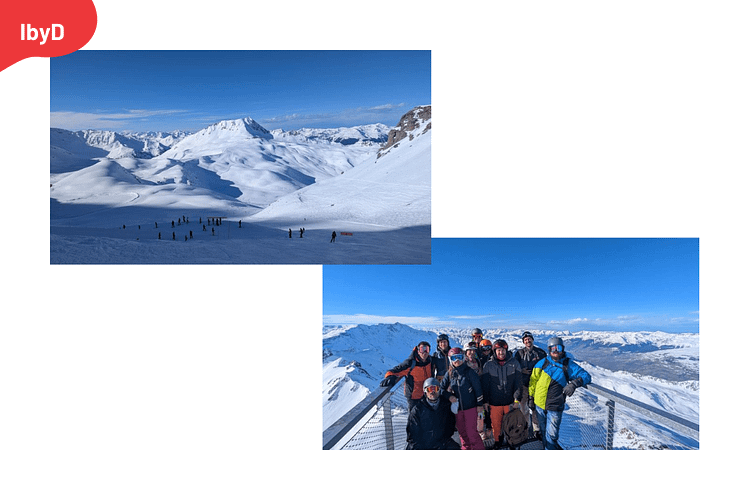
top-left (406, 378), bottom-right (460, 450)
top-left (514, 331), bottom-right (547, 436)
top-left (529, 337), bottom-right (592, 450)
top-left (330, 231), bottom-right (337, 243)
top-left (380, 341), bottom-right (435, 411)
top-left (471, 328), bottom-right (484, 346)
top-left (482, 339), bottom-right (523, 449)
top-left (431, 334), bottom-right (452, 382)
top-left (440, 347), bottom-right (485, 450)
top-left (478, 339), bottom-right (494, 368)
top-left (463, 343), bottom-right (487, 441)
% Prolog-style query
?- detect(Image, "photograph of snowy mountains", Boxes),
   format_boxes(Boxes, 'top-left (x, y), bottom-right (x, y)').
top-left (50, 51), bottom-right (431, 264)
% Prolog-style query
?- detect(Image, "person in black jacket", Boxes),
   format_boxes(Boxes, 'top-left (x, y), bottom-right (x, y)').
top-left (482, 339), bottom-right (523, 448)
top-left (431, 334), bottom-right (452, 382)
top-left (441, 347), bottom-right (485, 450)
top-left (514, 331), bottom-right (547, 435)
top-left (406, 378), bottom-right (460, 450)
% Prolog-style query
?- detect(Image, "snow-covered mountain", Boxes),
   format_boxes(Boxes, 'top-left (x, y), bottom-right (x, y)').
top-left (322, 323), bottom-right (699, 446)
top-left (49, 107), bottom-right (430, 264)
top-left (252, 106), bottom-right (430, 230)
top-left (50, 128), bottom-right (189, 172)
top-left (270, 124), bottom-right (390, 146)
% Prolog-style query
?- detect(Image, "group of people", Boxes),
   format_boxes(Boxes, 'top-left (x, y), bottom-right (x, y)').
top-left (380, 328), bottom-right (592, 450)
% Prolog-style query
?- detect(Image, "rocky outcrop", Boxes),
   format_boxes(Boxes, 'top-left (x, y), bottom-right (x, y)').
top-left (378, 105), bottom-right (431, 158)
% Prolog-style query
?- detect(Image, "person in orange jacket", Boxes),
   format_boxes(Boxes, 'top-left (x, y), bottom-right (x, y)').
top-left (380, 341), bottom-right (435, 411)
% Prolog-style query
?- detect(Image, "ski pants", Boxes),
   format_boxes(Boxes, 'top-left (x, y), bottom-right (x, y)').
top-left (455, 407), bottom-right (484, 450)
top-left (488, 404), bottom-right (512, 443)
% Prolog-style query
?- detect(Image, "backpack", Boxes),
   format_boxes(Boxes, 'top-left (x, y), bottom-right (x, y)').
top-left (502, 407), bottom-right (529, 447)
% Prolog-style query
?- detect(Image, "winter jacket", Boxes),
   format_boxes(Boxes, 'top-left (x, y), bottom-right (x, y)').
top-left (432, 348), bottom-right (451, 378)
top-left (440, 362), bottom-right (484, 411)
top-left (481, 355), bottom-right (523, 407)
top-left (406, 394), bottom-right (459, 450)
top-left (385, 347), bottom-right (435, 401)
top-left (478, 352), bottom-right (493, 370)
top-left (529, 354), bottom-right (592, 412)
top-left (514, 345), bottom-right (547, 386)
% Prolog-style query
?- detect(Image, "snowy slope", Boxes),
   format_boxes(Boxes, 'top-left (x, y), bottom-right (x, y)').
top-left (50, 108), bottom-right (431, 263)
top-left (322, 324), bottom-right (699, 443)
top-left (323, 323), bottom-right (437, 429)
top-left (251, 107), bottom-right (430, 231)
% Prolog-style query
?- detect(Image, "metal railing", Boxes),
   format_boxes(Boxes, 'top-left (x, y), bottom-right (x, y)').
top-left (323, 378), bottom-right (409, 450)
top-left (560, 383), bottom-right (699, 450)
top-left (323, 377), bottom-right (699, 450)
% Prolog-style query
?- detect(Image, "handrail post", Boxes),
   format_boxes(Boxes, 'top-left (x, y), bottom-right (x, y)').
top-left (382, 393), bottom-right (395, 450)
top-left (606, 399), bottom-right (616, 450)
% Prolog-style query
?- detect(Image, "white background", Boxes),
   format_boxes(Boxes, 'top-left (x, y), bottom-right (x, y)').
top-left (1, 1), bottom-right (746, 498)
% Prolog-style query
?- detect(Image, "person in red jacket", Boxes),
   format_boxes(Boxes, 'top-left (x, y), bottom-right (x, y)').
top-left (380, 341), bottom-right (435, 411)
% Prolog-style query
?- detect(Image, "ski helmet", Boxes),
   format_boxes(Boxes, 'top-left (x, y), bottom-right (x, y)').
top-left (437, 333), bottom-right (450, 345)
top-left (423, 377), bottom-right (441, 391)
top-left (464, 343), bottom-right (478, 352)
top-left (479, 339), bottom-right (493, 351)
top-left (547, 336), bottom-right (564, 351)
top-left (493, 339), bottom-right (508, 350)
top-left (522, 331), bottom-right (534, 341)
top-left (471, 328), bottom-right (483, 338)
top-left (448, 347), bottom-right (463, 356)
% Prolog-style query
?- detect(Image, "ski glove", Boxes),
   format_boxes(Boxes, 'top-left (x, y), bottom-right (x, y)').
top-left (562, 382), bottom-right (577, 397)
top-left (380, 375), bottom-right (397, 387)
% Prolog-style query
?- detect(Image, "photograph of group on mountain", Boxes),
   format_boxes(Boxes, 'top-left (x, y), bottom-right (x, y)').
top-left (323, 238), bottom-right (699, 450)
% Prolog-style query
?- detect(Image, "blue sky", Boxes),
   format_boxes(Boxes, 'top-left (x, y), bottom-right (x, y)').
top-left (323, 238), bottom-right (700, 333)
top-left (50, 50), bottom-right (430, 132)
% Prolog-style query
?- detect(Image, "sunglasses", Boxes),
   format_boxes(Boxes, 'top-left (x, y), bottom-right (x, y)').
top-left (549, 345), bottom-right (564, 352)
top-left (450, 354), bottom-right (464, 362)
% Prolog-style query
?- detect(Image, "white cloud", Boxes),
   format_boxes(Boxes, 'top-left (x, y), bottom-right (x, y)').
top-left (260, 103), bottom-right (408, 129)
top-left (50, 109), bottom-right (190, 131)
top-left (323, 313), bottom-right (452, 328)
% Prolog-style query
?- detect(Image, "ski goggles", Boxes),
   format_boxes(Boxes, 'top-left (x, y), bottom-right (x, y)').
top-left (481, 345), bottom-right (492, 351)
top-left (449, 354), bottom-right (464, 362)
top-left (417, 345), bottom-right (431, 353)
top-left (549, 345), bottom-right (564, 352)
top-left (424, 385), bottom-right (440, 395)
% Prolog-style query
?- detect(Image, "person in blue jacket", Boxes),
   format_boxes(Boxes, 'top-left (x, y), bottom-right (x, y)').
top-left (529, 336), bottom-right (592, 450)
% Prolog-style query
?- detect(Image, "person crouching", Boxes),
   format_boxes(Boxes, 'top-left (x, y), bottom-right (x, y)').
top-left (406, 378), bottom-right (460, 450)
